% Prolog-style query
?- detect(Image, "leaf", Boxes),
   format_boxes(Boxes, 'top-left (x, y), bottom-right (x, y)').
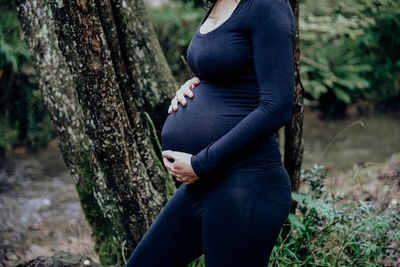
top-left (287, 213), bottom-right (306, 232)
top-left (332, 87), bottom-right (352, 103)
top-left (292, 192), bottom-right (338, 220)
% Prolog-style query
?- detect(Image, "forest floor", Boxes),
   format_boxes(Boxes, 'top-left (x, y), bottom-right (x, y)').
top-left (321, 152), bottom-right (399, 209)
top-left (0, 139), bottom-right (98, 267)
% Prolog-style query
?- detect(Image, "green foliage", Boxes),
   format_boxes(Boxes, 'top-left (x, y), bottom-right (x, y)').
top-left (0, 7), bottom-right (30, 71)
top-left (0, 70), bottom-right (55, 153)
top-left (270, 164), bottom-right (399, 266)
top-left (23, 83), bottom-right (55, 149)
top-left (188, 255), bottom-right (205, 267)
top-left (0, 5), bottom-right (55, 155)
top-left (300, 0), bottom-right (400, 113)
top-left (148, 1), bottom-right (204, 83)
top-left (0, 110), bottom-right (19, 157)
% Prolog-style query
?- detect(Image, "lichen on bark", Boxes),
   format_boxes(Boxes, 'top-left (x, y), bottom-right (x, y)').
top-left (15, 0), bottom-right (178, 265)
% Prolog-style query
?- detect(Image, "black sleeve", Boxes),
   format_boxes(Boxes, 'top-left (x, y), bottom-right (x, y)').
top-left (190, 0), bottom-right (296, 178)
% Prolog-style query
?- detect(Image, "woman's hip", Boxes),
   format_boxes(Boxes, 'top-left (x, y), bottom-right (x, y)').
top-left (188, 163), bottom-right (291, 190)
top-left (186, 164), bottom-right (292, 213)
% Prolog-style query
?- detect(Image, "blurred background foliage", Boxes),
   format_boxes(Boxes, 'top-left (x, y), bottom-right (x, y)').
top-left (299, 0), bottom-right (400, 117)
top-left (147, 1), bottom-right (204, 82)
top-left (0, 0), bottom-right (399, 154)
top-left (0, 2), bottom-right (55, 157)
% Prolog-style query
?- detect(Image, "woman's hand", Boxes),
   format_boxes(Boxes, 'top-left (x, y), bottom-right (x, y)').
top-left (162, 150), bottom-right (200, 184)
top-left (168, 77), bottom-right (200, 114)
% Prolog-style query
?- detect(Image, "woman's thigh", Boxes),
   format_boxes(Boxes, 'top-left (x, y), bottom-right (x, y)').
top-left (126, 184), bottom-right (203, 267)
top-left (200, 165), bottom-right (292, 267)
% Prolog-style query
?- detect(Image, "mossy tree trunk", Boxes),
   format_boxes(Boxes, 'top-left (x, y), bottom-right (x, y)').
top-left (15, 0), bottom-right (177, 265)
top-left (285, 0), bottom-right (304, 194)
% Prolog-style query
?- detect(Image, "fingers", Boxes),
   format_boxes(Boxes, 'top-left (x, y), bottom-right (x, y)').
top-left (190, 76), bottom-right (200, 88)
top-left (162, 154), bottom-right (195, 184)
top-left (187, 77), bottom-right (200, 97)
top-left (167, 95), bottom-right (179, 114)
top-left (162, 156), bottom-right (175, 173)
top-left (176, 80), bottom-right (191, 105)
top-left (176, 90), bottom-right (187, 106)
top-left (167, 96), bottom-right (178, 114)
top-left (167, 77), bottom-right (200, 114)
top-left (162, 150), bottom-right (174, 159)
top-left (175, 174), bottom-right (189, 184)
top-left (162, 150), bottom-right (183, 181)
top-left (162, 156), bottom-right (183, 182)
top-left (185, 86), bottom-right (194, 98)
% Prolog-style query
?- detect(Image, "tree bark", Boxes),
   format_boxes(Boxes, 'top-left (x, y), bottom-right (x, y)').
top-left (285, 0), bottom-right (304, 194)
top-left (15, 0), bottom-right (176, 265)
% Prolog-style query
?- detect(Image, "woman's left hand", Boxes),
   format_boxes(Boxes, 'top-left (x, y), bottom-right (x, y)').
top-left (162, 150), bottom-right (200, 184)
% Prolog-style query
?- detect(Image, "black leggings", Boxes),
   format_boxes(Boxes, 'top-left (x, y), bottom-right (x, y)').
top-left (126, 164), bottom-right (292, 267)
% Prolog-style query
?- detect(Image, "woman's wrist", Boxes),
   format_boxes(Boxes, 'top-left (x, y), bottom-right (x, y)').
top-left (190, 154), bottom-right (204, 178)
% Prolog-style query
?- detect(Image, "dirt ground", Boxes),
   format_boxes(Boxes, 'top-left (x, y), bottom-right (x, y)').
top-left (323, 152), bottom-right (400, 209)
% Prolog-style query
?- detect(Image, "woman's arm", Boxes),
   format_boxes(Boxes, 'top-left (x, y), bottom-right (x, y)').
top-left (190, 0), bottom-right (296, 178)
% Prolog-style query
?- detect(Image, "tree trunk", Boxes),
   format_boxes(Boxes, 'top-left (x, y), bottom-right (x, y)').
top-left (285, 0), bottom-right (304, 194)
top-left (15, 0), bottom-right (177, 265)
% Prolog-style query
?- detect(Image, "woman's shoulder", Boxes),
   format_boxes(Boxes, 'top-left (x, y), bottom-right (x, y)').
top-left (244, 0), bottom-right (295, 35)
top-left (245, 0), bottom-right (293, 16)
top-left (245, 0), bottom-right (287, 9)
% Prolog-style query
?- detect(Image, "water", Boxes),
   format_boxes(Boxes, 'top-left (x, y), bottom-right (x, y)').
top-left (302, 111), bottom-right (400, 171)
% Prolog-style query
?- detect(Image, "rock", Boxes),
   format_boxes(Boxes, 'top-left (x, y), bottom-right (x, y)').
top-left (28, 245), bottom-right (47, 256)
top-left (6, 251), bottom-right (18, 261)
top-left (12, 251), bottom-right (108, 267)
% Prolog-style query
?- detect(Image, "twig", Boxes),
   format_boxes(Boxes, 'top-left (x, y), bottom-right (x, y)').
top-left (122, 240), bottom-right (127, 265)
top-left (318, 120), bottom-right (365, 161)
top-left (300, 55), bottom-right (330, 72)
top-left (181, 54), bottom-right (195, 78)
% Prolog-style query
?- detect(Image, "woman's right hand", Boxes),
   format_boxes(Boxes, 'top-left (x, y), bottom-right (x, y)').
top-left (168, 77), bottom-right (200, 114)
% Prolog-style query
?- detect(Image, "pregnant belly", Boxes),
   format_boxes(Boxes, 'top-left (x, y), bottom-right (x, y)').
top-left (161, 82), bottom-right (257, 155)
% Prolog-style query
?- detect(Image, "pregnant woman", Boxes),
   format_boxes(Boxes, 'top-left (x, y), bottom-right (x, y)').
top-left (126, 0), bottom-right (295, 266)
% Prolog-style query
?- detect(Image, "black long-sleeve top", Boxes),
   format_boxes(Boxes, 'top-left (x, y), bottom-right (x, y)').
top-left (161, 0), bottom-right (296, 178)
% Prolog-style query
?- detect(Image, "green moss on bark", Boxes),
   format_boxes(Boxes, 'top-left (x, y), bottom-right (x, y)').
top-left (74, 154), bottom-right (123, 266)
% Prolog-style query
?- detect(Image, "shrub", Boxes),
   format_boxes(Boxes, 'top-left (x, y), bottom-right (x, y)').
top-left (270, 164), bottom-right (399, 266)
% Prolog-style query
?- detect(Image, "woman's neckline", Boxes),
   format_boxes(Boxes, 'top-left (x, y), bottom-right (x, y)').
top-left (197, 0), bottom-right (244, 37)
